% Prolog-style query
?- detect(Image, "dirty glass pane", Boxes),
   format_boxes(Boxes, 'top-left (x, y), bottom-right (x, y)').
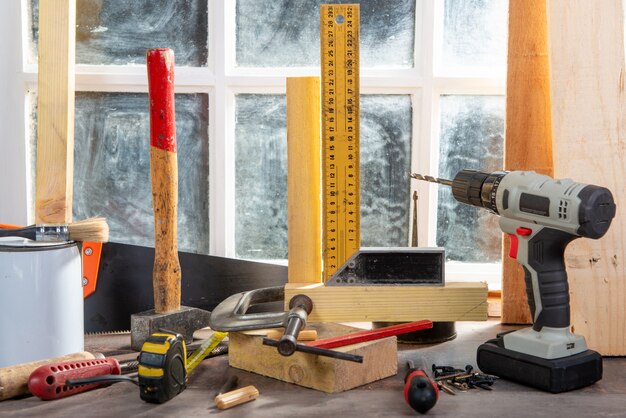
top-left (235, 94), bottom-right (412, 260)
top-left (360, 95), bottom-right (412, 247)
top-left (236, 0), bottom-right (417, 68)
top-left (235, 95), bottom-right (288, 260)
top-left (441, 0), bottom-right (508, 70)
top-left (67, 93), bottom-right (209, 254)
top-left (29, 0), bottom-right (208, 66)
top-left (436, 95), bottom-right (504, 263)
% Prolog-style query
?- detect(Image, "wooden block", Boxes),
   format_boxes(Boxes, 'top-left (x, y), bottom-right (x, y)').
top-left (228, 323), bottom-right (397, 393)
top-left (502, 0), bottom-right (553, 325)
top-left (547, 0), bottom-right (626, 354)
top-left (287, 77), bottom-right (323, 284)
top-left (35, 0), bottom-right (76, 223)
top-left (284, 282), bottom-right (487, 322)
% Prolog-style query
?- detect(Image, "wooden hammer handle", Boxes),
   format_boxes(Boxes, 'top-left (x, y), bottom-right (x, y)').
top-left (147, 48), bottom-right (181, 313)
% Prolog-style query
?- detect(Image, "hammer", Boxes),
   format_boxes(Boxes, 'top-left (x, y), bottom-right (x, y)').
top-left (130, 48), bottom-right (210, 351)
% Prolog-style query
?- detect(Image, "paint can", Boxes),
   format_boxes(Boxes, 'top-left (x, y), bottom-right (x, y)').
top-left (0, 238), bottom-right (83, 367)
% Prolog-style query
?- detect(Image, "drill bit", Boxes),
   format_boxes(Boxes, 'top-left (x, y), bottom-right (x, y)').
top-left (410, 173), bottom-right (453, 187)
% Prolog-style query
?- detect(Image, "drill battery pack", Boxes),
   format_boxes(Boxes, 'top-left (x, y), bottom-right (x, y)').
top-left (477, 331), bottom-right (602, 393)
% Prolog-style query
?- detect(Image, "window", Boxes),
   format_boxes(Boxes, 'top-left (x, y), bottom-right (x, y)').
top-left (4, 1), bottom-right (507, 288)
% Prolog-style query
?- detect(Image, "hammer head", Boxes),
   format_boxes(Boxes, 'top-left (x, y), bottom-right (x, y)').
top-left (130, 306), bottom-right (211, 351)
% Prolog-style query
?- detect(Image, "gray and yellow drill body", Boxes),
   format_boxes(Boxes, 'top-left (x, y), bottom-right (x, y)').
top-left (413, 169), bottom-right (616, 392)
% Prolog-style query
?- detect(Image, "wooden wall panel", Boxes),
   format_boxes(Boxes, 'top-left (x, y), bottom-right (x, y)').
top-left (547, 0), bottom-right (626, 354)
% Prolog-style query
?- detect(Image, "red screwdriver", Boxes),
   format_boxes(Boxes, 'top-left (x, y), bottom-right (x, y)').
top-left (404, 360), bottom-right (439, 414)
top-left (28, 358), bottom-right (138, 400)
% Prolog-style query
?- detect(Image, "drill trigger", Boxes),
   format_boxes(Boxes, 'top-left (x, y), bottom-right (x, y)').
top-left (508, 234), bottom-right (519, 259)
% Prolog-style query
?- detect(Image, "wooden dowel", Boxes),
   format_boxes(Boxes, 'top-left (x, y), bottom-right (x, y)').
top-left (266, 329), bottom-right (318, 341)
top-left (214, 385), bottom-right (259, 410)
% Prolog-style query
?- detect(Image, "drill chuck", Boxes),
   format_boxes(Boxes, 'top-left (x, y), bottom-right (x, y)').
top-left (451, 169), bottom-right (507, 214)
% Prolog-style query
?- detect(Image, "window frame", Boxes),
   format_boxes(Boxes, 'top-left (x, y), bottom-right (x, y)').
top-left (4, 0), bottom-right (506, 289)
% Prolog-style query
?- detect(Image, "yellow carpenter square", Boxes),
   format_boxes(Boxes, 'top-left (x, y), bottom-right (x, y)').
top-left (320, 4), bottom-right (360, 281)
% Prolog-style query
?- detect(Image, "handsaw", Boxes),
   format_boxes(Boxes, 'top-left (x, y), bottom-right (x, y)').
top-left (84, 241), bottom-right (287, 333)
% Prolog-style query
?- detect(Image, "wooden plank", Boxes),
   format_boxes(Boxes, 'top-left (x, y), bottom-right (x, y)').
top-left (501, 0), bottom-right (553, 324)
top-left (228, 323), bottom-right (397, 393)
top-left (285, 282), bottom-right (487, 322)
top-left (35, 0), bottom-right (76, 223)
top-left (286, 77), bottom-right (322, 284)
top-left (547, 0), bottom-right (626, 354)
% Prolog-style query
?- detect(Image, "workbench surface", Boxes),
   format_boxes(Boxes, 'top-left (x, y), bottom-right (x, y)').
top-left (2, 320), bottom-right (625, 417)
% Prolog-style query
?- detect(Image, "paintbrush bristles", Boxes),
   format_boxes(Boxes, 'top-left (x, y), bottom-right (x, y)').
top-left (68, 217), bottom-right (110, 243)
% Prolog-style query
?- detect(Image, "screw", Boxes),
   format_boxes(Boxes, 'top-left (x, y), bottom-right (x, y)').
top-left (82, 277), bottom-right (88, 286)
top-left (84, 247), bottom-right (93, 256)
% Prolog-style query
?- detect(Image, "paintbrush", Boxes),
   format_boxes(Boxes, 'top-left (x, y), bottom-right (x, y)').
top-left (0, 217), bottom-right (109, 242)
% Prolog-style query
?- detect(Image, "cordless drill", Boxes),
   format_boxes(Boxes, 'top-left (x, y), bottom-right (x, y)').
top-left (412, 169), bottom-right (616, 393)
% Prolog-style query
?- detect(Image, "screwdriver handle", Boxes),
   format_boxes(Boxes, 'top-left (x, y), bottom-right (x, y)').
top-left (404, 368), bottom-right (439, 414)
top-left (28, 358), bottom-right (121, 400)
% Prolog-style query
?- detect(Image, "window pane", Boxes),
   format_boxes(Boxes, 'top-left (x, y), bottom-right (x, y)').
top-left (360, 95), bottom-right (412, 247)
top-left (28, 93), bottom-right (209, 253)
top-left (235, 94), bottom-right (413, 260)
top-left (29, 0), bottom-right (208, 66)
top-left (235, 95), bottom-right (288, 260)
top-left (437, 95), bottom-right (504, 263)
top-left (236, 0), bottom-right (416, 68)
top-left (441, 0), bottom-right (508, 70)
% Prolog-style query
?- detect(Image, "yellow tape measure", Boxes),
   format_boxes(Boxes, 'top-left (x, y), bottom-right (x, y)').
top-left (321, 4), bottom-right (360, 281)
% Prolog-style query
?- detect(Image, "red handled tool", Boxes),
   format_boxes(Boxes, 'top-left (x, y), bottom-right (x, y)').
top-left (404, 360), bottom-right (438, 414)
top-left (147, 47), bottom-right (181, 314)
top-left (307, 320), bottom-right (432, 349)
top-left (28, 358), bottom-right (137, 401)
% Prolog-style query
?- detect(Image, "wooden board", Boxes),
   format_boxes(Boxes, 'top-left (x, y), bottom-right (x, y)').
top-left (35, 0), bottom-right (76, 223)
top-left (284, 282), bottom-right (487, 322)
top-left (228, 323), bottom-right (397, 393)
top-left (287, 77), bottom-right (322, 284)
top-left (547, 0), bottom-right (626, 354)
top-left (501, 0), bottom-right (553, 324)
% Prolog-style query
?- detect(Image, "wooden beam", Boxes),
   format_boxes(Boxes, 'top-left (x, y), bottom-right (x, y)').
top-left (286, 77), bottom-right (322, 284)
top-left (35, 0), bottom-right (76, 223)
top-left (547, 0), bottom-right (626, 354)
top-left (284, 282), bottom-right (488, 322)
top-left (502, 0), bottom-right (553, 324)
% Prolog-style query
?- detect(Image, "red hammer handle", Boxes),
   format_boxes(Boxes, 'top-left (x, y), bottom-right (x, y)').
top-left (147, 48), bottom-right (181, 313)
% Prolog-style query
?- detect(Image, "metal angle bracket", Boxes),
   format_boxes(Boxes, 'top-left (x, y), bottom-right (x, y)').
top-left (325, 247), bottom-right (445, 286)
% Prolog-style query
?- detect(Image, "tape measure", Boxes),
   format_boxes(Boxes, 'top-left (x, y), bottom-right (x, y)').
top-left (138, 331), bottom-right (227, 404)
top-left (321, 4), bottom-right (361, 281)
